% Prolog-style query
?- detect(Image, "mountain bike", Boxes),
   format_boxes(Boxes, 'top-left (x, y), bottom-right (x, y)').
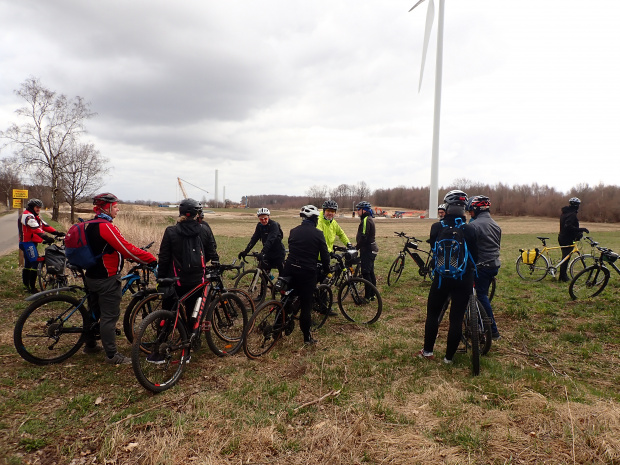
top-left (36, 237), bottom-right (75, 291)
top-left (242, 277), bottom-right (333, 359)
top-left (322, 246), bottom-right (382, 324)
top-left (387, 232), bottom-right (433, 286)
top-left (131, 264), bottom-right (249, 393)
top-left (234, 252), bottom-right (277, 305)
top-left (568, 246), bottom-right (620, 300)
top-left (515, 236), bottom-right (598, 282)
top-left (437, 286), bottom-right (492, 376)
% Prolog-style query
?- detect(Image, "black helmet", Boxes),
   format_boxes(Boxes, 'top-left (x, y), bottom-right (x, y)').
top-left (355, 200), bottom-right (372, 210)
top-left (322, 199), bottom-right (338, 211)
top-left (444, 190), bottom-right (468, 206)
top-left (300, 205), bottom-right (320, 218)
top-left (27, 198), bottom-right (43, 209)
top-left (569, 197), bottom-right (581, 207)
top-left (93, 193), bottom-right (119, 207)
top-left (179, 198), bottom-right (202, 217)
top-left (466, 195), bottom-right (491, 212)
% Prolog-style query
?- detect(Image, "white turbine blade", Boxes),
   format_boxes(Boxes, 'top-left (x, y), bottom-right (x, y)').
top-left (408, 0), bottom-right (426, 12)
top-left (418, 0), bottom-right (435, 93)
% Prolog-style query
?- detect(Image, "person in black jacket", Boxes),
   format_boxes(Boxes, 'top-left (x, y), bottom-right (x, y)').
top-left (238, 207), bottom-right (286, 275)
top-left (558, 197), bottom-right (589, 282)
top-left (418, 190), bottom-right (478, 364)
top-left (283, 205), bottom-right (330, 344)
top-left (355, 201), bottom-right (378, 300)
top-left (158, 198), bottom-right (219, 319)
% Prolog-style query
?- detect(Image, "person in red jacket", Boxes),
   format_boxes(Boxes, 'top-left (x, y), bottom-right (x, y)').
top-left (19, 198), bottom-right (64, 293)
top-left (84, 193), bottom-right (157, 365)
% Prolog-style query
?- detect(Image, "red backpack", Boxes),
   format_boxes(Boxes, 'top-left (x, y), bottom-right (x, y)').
top-left (64, 219), bottom-right (106, 270)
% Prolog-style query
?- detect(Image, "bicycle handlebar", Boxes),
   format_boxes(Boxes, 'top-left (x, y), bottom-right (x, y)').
top-left (393, 232), bottom-right (426, 243)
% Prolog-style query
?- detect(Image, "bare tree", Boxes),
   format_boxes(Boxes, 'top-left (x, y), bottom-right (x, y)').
top-left (306, 184), bottom-right (329, 206)
top-left (0, 77), bottom-right (96, 220)
top-left (58, 143), bottom-right (109, 222)
top-left (0, 156), bottom-right (22, 209)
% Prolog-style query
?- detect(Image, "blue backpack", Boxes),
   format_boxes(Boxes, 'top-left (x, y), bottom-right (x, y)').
top-left (432, 218), bottom-right (476, 286)
top-left (64, 218), bottom-right (106, 270)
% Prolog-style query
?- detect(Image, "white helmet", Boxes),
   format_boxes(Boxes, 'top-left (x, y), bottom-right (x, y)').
top-left (257, 207), bottom-right (270, 216)
top-left (300, 205), bottom-right (320, 218)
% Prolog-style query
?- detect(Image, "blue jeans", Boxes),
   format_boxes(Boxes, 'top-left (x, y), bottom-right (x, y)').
top-left (475, 267), bottom-right (499, 335)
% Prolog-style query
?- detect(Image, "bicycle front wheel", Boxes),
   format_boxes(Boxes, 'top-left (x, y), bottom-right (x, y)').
top-left (243, 300), bottom-right (285, 359)
top-left (311, 284), bottom-right (332, 331)
top-left (14, 294), bottom-right (87, 365)
top-left (132, 310), bottom-right (189, 393)
top-left (568, 254), bottom-right (596, 278)
top-left (235, 269), bottom-right (269, 305)
top-left (488, 277), bottom-right (496, 302)
top-left (568, 265), bottom-right (610, 300)
top-left (478, 303), bottom-right (493, 356)
top-left (203, 292), bottom-right (248, 356)
top-left (387, 255), bottom-right (405, 286)
top-left (515, 254), bottom-right (549, 281)
top-left (123, 291), bottom-right (161, 343)
top-left (337, 277), bottom-right (382, 324)
top-left (466, 294), bottom-right (480, 376)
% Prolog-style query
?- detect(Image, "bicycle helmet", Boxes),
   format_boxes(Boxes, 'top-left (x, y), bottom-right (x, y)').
top-left (322, 199), bottom-right (338, 211)
top-left (437, 204), bottom-right (447, 212)
top-left (355, 201), bottom-right (372, 210)
top-left (300, 205), bottom-right (320, 218)
top-left (92, 193), bottom-right (119, 207)
top-left (466, 195), bottom-right (491, 212)
top-left (443, 190), bottom-right (468, 206)
top-left (179, 198), bottom-right (202, 217)
top-left (256, 207), bottom-right (270, 216)
top-left (569, 197), bottom-right (581, 207)
top-left (26, 198), bottom-right (43, 209)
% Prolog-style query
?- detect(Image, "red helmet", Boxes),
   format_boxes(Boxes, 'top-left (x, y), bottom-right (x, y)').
top-left (93, 193), bottom-right (119, 208)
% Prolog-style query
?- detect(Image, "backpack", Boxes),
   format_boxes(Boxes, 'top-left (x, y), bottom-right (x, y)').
top-left (64, 218), bottom-right (106, 270)
top-left (173, 229), bottom-right (205, 274)
top-left (432, 218), bottom-right (475, 286)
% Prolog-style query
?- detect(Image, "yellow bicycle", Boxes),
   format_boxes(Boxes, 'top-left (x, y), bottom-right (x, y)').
top-left (516, 236), bottom-right (597, 282)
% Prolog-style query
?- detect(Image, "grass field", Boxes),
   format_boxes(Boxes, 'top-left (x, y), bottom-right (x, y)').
top-left (1, 208), bottom-right (619, 464)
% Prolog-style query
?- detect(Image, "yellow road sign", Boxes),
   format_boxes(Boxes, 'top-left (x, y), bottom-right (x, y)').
top-left (13, 189), bottom-right (28, 199)
top-left (13, 199), bottom-right (23, 209)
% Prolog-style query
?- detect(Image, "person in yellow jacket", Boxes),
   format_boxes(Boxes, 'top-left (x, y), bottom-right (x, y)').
top-left (316, 200), bottom-right (351, 253)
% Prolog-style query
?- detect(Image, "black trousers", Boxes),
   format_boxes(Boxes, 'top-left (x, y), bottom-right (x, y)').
top-left (282, 264), bottom-right (316, 341)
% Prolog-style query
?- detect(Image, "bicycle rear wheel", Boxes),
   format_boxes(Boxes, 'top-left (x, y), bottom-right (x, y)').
top-left (568, 254), bottom-right (596, 278)
top-left (515, 255), bottom-right (549, 282)
top-left (235, 269), bottom-right (269, 305)
top-left (228, 288), bottom-right (256, 315)
top-left (387, 255), bottom-right (405, 286)
top-left (132, 310), bottom-right (189, 393)
top-left (568, 265), bottom-right (610, 300)
top-left (466, 294), bottom-right (480, 376)
top-left (243, 300), bottom-right (285, 359)
top-left (478, 303), bottom-right (493, 356)
top-left (488, 277), bottom-right (496, 302)
top-left (311, 284), bottom-right (332, 330)
top-left (37, 262), bottom-right (63, 291)
top-left (337, 277), bottom-right (382, 324)
top-left (123, 291), bottom-right (161, 343)
top-left (14, 294), bottom-right (87, 365)
top-left (203, 292), bottom-right (248, 356)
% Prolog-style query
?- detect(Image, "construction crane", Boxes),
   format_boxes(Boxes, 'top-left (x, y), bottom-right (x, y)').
top-left (177, 177), bottom-right (209, 200)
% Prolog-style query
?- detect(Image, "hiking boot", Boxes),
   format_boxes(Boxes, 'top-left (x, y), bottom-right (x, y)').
top-left (415, 349), bottom-right (435, 360)
top-left (83, 344), bottom-right (103, 354)
top-left (105, 353), bottom-right (131, 365)
top-left (492, 332), bottom-right (502, 341)
top-left (304, 336), bottom-right (318, 345)
top-left (443, 357), bottom-right (453, 364)
top-left (146, 352), bottom-right (166, 365)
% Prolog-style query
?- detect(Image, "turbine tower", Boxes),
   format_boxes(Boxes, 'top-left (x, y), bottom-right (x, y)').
top-left (410, 0), bottom-right (445, 219)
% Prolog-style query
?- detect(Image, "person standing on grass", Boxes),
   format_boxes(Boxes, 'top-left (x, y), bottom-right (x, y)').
top-left (317, 200), bottom-right (351, 253)
top-left (418, 190), bottom-right (478, 364)
top-left (466, 195), bottom-right (502, 340)
top-left (558, 197), bottom-right (589, 282)
top-left (238, 207), bottom-right (286, 275)
top-left (83, 193), bottom-right (158, 365)
top-left (282, 205), bottom-right (330, 345)
top-left (355, 200), bottom-right (378, 300)
top-left (19, 198), bottom-right (65, 293)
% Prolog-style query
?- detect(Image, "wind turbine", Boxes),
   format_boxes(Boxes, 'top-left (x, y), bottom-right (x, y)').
top-left (409, 0), bottom-right (445, 219)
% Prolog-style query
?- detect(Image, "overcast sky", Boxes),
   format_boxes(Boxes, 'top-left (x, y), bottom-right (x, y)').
top-left (1, 0), bottom-right (619, 205)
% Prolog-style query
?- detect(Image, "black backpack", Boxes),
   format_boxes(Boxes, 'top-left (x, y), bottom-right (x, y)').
top-left (432, 218), bottom-right (475, 286)
top-left (173, 230), bottom-right (205, 274)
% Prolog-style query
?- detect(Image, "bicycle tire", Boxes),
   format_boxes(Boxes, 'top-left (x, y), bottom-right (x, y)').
top-left (228, 288), bottom-right (256, 315)
top-left (14, 294), bottom-right (87, 365)
top-left (515, 254), bottom-right (549, 282)
top-left (203, 292), bottom-right (248, 356)
top-left (478, 303), bottom-right (493, 356)
top-left (132, 310), bottom-right (189, 393)
top-left (568, 254), bottom-right (596, 278)
top-left (568, 265), bottom-right (610, 300)
top-left (123, 291), bottom-right (161, 343)
top-left (311, 284), bottom-right (332, 330)
top-left (243, 300), bottom-right (285, 359)
top-left (337, 277), bottom-right (382, 324)
top-left (467, 294), bottom-right (480, 376)
top-left (235, 269), bottom-right (269, 305)
top-left (387, 254), bottom-right (405, 286)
